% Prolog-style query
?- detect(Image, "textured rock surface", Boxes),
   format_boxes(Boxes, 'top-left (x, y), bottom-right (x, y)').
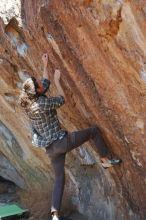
top-left (0, 0), bottom-right (146, 219)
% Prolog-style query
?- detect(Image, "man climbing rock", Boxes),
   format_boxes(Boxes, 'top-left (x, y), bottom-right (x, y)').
top-left (19, 53), bottom-right (121, 220)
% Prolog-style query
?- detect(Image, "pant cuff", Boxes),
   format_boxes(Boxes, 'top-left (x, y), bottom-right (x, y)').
top-left (51, 207), bottom-right (59, 214)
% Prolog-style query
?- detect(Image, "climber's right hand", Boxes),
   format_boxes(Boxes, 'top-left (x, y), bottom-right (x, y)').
top-left (54, 69), bottom-right (61, 82)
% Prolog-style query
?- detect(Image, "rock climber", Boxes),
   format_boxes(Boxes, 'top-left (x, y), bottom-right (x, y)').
top-left (19, 53), bottom-right (121, 220)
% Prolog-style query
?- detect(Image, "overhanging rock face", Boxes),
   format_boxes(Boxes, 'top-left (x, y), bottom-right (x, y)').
top-left (0, 0), bottom-right (146, 219)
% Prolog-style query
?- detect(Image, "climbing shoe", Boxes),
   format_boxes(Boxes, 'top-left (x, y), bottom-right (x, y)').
top-left (101, 158), bottom-right (122, 168)
top-left (52, 215), bottom-right (60, 220)
top-left (51, 212), bottom-right (60, 220)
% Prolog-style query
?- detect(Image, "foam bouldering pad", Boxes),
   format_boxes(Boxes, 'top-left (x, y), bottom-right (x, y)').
top-left (0, 204), bottom-right (28, 219)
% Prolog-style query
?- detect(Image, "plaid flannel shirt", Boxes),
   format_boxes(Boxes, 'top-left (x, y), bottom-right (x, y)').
top-left (26, 78), bottom-right (66, 148)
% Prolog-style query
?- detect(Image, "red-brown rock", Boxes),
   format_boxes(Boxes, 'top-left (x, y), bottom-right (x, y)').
top-left (0, 0), bottom-right (146, 219)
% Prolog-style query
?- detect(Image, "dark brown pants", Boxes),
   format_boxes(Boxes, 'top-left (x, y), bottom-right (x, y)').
top-left (46, 127), bottom-right (109, 213)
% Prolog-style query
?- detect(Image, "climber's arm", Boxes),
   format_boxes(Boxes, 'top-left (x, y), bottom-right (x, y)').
top-left (40, 53), bottom-right (51, 94)
top-left (54, 69), bottom-right (66, 100)
top-left (42, 53), bottom-right (49, 80)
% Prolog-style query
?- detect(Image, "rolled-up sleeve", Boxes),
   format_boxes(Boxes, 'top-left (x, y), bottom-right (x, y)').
top-left (39, 96), bottom-right (65, 111)
top-left (41, 78), bottom-right (51, 94)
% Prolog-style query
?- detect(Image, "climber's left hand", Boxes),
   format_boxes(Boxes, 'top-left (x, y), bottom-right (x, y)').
top-left (42, 53), bottom-right (48, 67)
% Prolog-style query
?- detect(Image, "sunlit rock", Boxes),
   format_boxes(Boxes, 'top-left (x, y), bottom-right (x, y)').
top-left (0, 0), bottom-right (146, 219)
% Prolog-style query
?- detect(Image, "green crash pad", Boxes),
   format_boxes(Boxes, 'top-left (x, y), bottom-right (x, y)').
top-left (0, 204), bottom-right (28, 218)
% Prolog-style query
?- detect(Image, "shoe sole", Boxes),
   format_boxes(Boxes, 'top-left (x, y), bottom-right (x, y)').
top-left (102, 161), bottom-right (122, 169)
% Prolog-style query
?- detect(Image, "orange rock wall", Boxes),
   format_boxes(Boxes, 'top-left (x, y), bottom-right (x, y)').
top-left (0, 0), bottom-right (146, 219)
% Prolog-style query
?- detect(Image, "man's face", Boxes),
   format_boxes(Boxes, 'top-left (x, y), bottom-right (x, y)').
top-left (36, 79), bottom-right (45, 94)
